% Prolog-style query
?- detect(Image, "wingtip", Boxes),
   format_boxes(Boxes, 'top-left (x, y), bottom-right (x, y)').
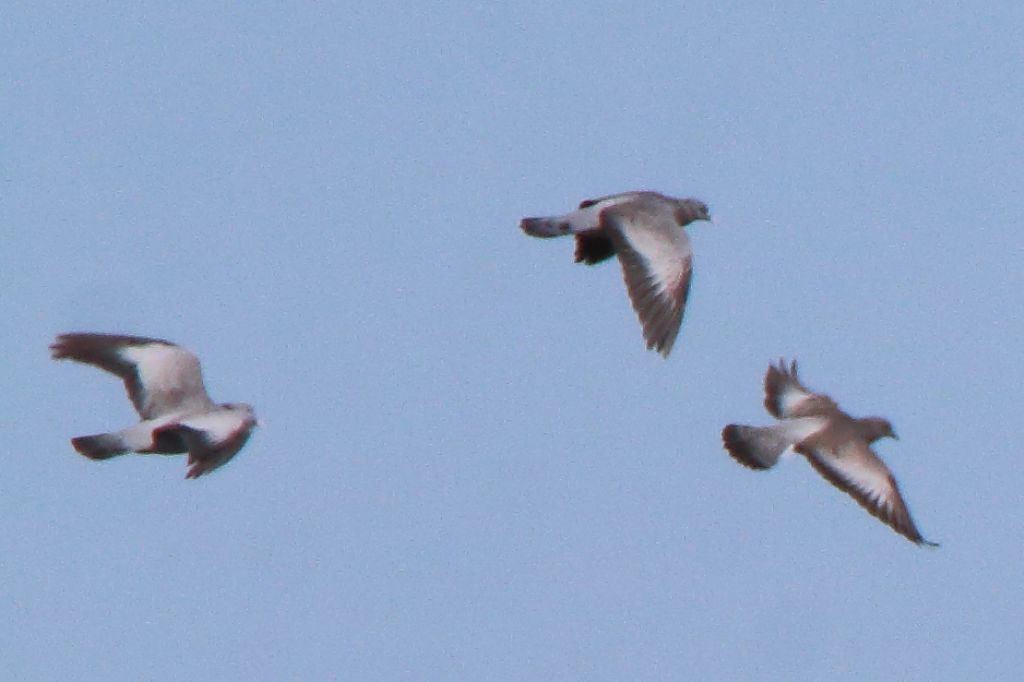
top-left (646, 319), bottom-right (681, 359)
top-left (766, 357), bottom-right (798, 380)
top-left (49, 335), bottom-right (69, 359)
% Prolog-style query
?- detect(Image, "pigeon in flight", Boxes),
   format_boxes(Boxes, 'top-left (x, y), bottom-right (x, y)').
top-left (51, 333), bottom-right (258, 479)
top-left (721, 359), bottom-right (937, 546)
top-left (520, 191), bottom-right (712, 357)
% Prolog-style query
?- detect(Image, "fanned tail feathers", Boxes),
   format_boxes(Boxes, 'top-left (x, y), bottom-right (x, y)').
top-left (721, 424), bottom-right (791, 470)
top-left (71, 433), bottom-right (128, 460)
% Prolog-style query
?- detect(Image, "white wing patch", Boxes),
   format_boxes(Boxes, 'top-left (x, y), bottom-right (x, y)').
top-left (178, 410), bottom-right (247, 445)
top-left (562, 194), bottom-right (639, 233)
top-left (801, 441), bottom-right (933, 544)
top-left (118, 342), bottom-right (192, 391)
top-left (817, 443), bottom-right (895, 502)
top-left (618, 221), bottom-right (691, 296)
top-left (775, 381), bottom-right (816, 417)
top-left (119, 342), bottom-right (211, 416)
top-left (778, 416), bottom-right (828, 449)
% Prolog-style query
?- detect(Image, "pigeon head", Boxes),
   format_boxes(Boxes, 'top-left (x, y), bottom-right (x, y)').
top-left (673, 198), bottom-right (712, 226)
top-left (857, 416), bottom-right (898, 443)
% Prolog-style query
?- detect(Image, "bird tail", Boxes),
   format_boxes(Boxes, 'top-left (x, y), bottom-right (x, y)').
top-left (520, 216), bottom-right (573, 238)
top-left (71, 432), bottom-right (130, 460)
top-left (721, 424), bottom-right (792, 470)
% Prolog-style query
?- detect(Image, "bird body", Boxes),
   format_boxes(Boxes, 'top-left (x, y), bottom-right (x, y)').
top-left (722, 360), bottom-right (936, 546)
top-left (521, 191), bottom-right (712, 357)
top-left (51, 333), bottom-right (257, 479)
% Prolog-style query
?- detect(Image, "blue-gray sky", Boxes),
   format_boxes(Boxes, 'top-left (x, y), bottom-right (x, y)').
top-left (3, 3), bottom-right (1022, 680)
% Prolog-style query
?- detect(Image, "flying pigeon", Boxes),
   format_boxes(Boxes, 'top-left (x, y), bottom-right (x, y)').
top-left (520, 191), bottom-right (712, 357)
top-left (721, 359), bottom-right (937, 546)
top-left (51, 333), bottom-right (258, 479)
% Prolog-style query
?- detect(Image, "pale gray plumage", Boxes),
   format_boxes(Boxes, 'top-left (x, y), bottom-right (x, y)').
top-left (722, 359), bottom-right (937, 547)
top-left (520, 191), bottom-right (712, 357)
top-left (51, 333), bottom-right (257, 479)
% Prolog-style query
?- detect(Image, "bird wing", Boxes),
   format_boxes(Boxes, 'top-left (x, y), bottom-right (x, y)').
top-left (174, 410), bottom-right (254, 479)
top-left (51, 333), bottom-right (213, 419)
top-left (577, 191), bottom-right (644, 209)
top-left (602, 201), bottom-right (693, 357)
top-left (796, 440), bottom-right (937, 546)
top-left (763, 359), bottom-right (837, 419)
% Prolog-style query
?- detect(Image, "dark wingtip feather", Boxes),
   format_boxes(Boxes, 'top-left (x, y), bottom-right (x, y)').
top-left (763, 362), bottom-right (784, 416)
top-left (796, 444), bottom-right (938, 547)
top-left (185, 458), bottom-right (222, 480)
top-left (185, 454), bottom-right (208, 479)
top-left (763, 357), bottom-right (800, 418)
top-left (49, 332), bottom-right (172, 363)
top-left (49, 334), bottom-right (72, 359)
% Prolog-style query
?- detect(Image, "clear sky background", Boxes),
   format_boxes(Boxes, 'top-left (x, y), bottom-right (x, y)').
top-left (3, 2), bottom-right (1022, 680)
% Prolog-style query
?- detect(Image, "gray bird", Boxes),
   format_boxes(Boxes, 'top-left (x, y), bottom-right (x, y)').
top-left (520, 191), bottom-right (712, 357)
top-left (51, 333), bottom-right (258, 479)
top-left (722, 359), bottom-right (937, 546)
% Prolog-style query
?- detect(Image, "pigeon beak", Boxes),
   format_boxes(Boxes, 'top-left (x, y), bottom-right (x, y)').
top-left (891, 432), bottom-right (899, 441)
top-left (708, 215), bottom-right (717, 225)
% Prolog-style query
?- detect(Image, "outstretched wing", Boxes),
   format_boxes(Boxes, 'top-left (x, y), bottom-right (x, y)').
top-left (602, 201), bottom-right (693, 357)
top-left (51, 333), bottom-right (213, 419)
top-left (174, 410), bottom-right (255, 479)
top-left (763, 359), bottom-right (836, 418)
top-left (577, 192), bottom-right (642, 209)
top-left (796, 440), bottom-right (937, 546)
